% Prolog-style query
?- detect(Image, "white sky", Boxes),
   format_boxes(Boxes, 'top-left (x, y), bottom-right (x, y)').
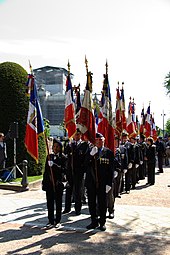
top-left (0, 0), bottom-right (170, 128)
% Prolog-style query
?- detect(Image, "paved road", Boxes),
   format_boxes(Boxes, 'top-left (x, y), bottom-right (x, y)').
top-left (0, 166), bottom-right (170, 254)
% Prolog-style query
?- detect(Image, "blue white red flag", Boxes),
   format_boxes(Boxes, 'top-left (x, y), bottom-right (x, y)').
top-left (78, 69), bottom-right (96, 144)
top-left (25, 74), bottom-right (44, 163)
top-left (98, 69), bottom-right (115, 152)
top-left (120, 86), bottom-right (127, 132)
top-left (144, 105), bottom-right (151, 138)
top-left (127, 98), bottom-right (136, 138)
top-left (64, 74), bottom-right (77, 138)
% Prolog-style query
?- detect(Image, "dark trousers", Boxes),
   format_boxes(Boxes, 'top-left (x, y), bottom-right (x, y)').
top-left (46, 185), bottom-right (63, 224)
top-left (87, 183), bottom-right (107, 226)
top-left (147, 162), bottom-right (155, 184)
top-left (158, 155), bottom-right (163, 172)
top-left (125, 169), bottom-right (132, 191)
top-left (107, 183), bottom-right (115, 214)
top-left (64, 172), bottom-right (83, 213)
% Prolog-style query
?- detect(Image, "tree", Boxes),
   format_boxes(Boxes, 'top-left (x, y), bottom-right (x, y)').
top-left (0, 62), bottom-right (28, 169)
top-left (164, 72), bottom-right (170, 95)
top-left (0, 61), bottom-right (47, 176)
top-left (165, 119), bottom-right (170, 135)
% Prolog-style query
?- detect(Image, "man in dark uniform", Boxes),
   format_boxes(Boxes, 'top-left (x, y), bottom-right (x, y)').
top-left (138, 134), bottom-right (147, 179)
top-left (42, 139), bottom-right (67, 228)
top-left (114, 134), bottom-right (128, 197)
top-left (155, 136), bottom-right (166, 173)
top-left (0, 132), bottom-right (7, 170)
top-left (63, 128), bottom-right (89, 215)
top-left (120, 131), bottom-right (133, 193)
top-left (85, 132), bottom-right (115, 231)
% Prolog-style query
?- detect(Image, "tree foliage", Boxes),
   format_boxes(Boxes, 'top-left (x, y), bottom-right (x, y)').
top-left (0, 62), bottom-right (28, 169)
top-left (165, 119), bottom-right (170, 135)
top-left (0, 61), bottom-right (47, 176)
top-left (164, 72), bottom-right (170, 95)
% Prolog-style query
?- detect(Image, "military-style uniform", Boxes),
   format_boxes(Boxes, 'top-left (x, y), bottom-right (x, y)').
top-left (85, 146), bottom-right (114, 227)
top-left (146, 143), bottom-right (156, 185)
top-left (114, 143), bottom-right (128, 196)
top-left (64, 140), bottom-right (89, 214)
top-left (42, 152), bottom-right (67, 225)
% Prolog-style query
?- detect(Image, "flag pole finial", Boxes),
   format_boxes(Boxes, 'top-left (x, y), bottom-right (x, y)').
top-left (85, 55), bottom-right (88, 73)
top-left (67, 60), bottom-right (70, 74)
top-left (105, 60), bottom-right (108, 75)
top-left (28, 60), bottom-right (33, 75)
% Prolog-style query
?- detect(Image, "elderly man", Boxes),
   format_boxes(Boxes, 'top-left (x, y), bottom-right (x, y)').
top-left (85, 132), bottom-right (115, 231)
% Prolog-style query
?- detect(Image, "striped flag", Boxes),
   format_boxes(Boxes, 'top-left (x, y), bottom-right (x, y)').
top-left (127, 97), bottom-right (136, 138)
top-left (98, 62), bottom-right (115, 152)
top-left (144, 105), bottom-right (151, 138)
top-left (25, 74), bottom-right (44, 163)
top-left (78, 58), bottom-right (96, 144)
top-left (120, 85), bottom-right (127, 131)
top-left (64, 70), bottom-right (77, 138)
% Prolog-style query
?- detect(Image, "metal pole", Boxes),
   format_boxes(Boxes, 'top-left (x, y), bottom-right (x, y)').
top-left (21, 160), bottom-right (28, 188)
top-left (161, 110), bottom-right (166, 138)
top-left (13, 138), bottom-right (16, 178)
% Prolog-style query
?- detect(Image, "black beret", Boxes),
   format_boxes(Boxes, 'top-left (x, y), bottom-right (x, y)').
top-left (96, 132), bottom-right (104, 138)
top-left (53, 138), bottom-right (62, 149)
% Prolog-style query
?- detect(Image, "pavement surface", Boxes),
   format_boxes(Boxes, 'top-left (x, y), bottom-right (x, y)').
top-left (0, 166), bottom-right (170, 255)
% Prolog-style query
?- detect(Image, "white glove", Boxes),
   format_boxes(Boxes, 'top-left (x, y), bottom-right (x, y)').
top-left (140, 161), bottom-right (143, 165)
top-left (90, 146), bottom-right (98, 156)
top-left (135, 164), bottom-right (139, 168)
top-left (114, 171), bottom-right (118, 178)
top-left (128, 163), bottom-right (132, 169)
top-left (48, 161), bottom-right (53, 167)
top-left (123, 169), bottom-right (127, 174)
top-left (106, 185), bottom-right (111, 193)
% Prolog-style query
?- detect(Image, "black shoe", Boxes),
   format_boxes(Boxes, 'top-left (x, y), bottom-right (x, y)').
top-left (99, 225), bottom-right (106, 231)
top-left (86, 222), bottom-right (99, 229)
top-left (44, 222), bottom-right (54, 229)
top-left (55, 223), bottom-right (61, 228)
top-left (126, 191), bottom-right (130, 194)
top-left (131, 186), bottom-right (136, 190)
top-left (62, 209), bottom-right (71, 214)
top-left (75, 211), bottom-right (81, 215)
top-left (108, 213), bottom-right (114, 219)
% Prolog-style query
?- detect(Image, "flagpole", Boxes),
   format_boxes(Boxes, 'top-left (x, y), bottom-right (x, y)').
top-left (45, 132), bottom-right (56, 193)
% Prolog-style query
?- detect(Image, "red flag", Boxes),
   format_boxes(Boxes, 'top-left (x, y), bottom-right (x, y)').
top-left (97, 64), bottom-right (115, 152)
top-left (120, 85), bottom-right (127, 132)
top-left (151, 114), bottom-right (157, 141)
top-left (140, 106), bottom-right (145, 135)
top-left (25, 74), bottom-right (44, 163)
top-left (78, 62), bottom-right (96, 144)
top-left (144, 105), bottom-right (151, 138)
top-left (126, 98), bottom-right (136, 138)
top-left (97, 91), bottom-right (105, 135)
top-left (115, 86), bottom-right (122, 136)
top-left (64, 73), bottom-right (76, 138)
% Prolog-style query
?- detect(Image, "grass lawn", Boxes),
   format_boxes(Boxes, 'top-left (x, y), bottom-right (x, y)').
top-left (0, 175), bottom-right (42, 184)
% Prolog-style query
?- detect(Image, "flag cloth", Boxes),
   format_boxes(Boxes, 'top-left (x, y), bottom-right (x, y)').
top-left (120, 86), bottom-right (127, 132)
top-left (98, 71), bottom-right (115, 152)
top-left (97, 91), bottom-right (105, 135)
top-left (144, 105), bottom-right (151, 138)
top-left (75, 85), bottom-right (81, 124)
top-left (25, 74), bottom-right (44, 163)
top-left (140, 107), bottom-right (145, 135)
top-left (78, 70), bottom-right (96, 144)
top-left (126, 98), bottom-right (136, 138)
top-left (151, 114), bottom-right (157, 141)
top-left (64, 74), bottom-right (77, 138)
top-left (115, 86), bottom-right (122, 136)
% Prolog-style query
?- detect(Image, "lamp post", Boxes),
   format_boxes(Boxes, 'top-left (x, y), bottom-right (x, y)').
top-left (161, 110), bottom-right (166, 138)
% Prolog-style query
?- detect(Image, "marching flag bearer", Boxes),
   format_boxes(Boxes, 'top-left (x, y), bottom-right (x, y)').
top-left (42, 139), bottom-right (67, 228)
top-left (85, 132), bottom-right (115, 231)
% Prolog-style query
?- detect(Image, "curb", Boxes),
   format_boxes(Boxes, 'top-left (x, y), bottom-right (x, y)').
top-left (0, 179), bottom-right (42, 192)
